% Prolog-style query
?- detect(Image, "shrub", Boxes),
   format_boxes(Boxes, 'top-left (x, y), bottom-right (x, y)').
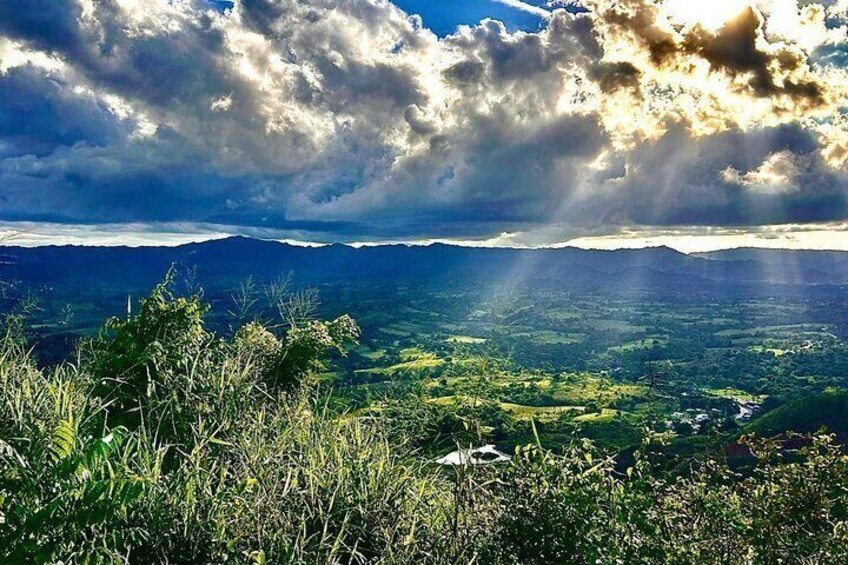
top-left (0, 333), bottom-right (156, 563)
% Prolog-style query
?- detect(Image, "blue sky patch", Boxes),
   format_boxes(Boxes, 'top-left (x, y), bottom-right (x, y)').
top-left (392, 0), bottom-right (547, 36)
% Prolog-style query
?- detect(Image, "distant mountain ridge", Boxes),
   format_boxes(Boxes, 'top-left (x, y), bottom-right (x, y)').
top-left (2, 237), bottom-right (848, 292)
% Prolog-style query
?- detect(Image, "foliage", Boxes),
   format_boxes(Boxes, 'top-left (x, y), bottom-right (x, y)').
top-left (0, 334), bottom-right (155, 563)
top-left (1, 277), bottom-right (848, 563)
top-left (746, 390), bottom-right (848, 437)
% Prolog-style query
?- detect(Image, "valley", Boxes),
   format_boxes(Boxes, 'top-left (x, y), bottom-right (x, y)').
top-left (4, 238), bottom-right (848, 457)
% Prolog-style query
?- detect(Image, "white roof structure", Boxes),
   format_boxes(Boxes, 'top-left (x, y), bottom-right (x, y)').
top-left (435, 445), bottom-right (511, 466)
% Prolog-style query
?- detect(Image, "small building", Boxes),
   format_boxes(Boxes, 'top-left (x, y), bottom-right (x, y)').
top-left (435, 445), bottom-right (511, 466)
top-left (734, 401), bottom-right (760, 422)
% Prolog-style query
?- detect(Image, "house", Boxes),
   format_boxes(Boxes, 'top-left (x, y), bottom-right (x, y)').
top-left (435, 445), bottom-right (511, 466)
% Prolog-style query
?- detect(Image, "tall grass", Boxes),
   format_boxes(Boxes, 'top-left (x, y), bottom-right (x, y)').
top-left (1, 277), bottom-right (848, 563)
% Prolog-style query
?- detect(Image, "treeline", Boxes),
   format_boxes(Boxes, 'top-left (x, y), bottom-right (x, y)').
top-left (1, 278), bottom-right (847, 563)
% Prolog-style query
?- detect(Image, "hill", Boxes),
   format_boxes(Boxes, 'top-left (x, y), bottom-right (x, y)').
top-left (746, 391), bottom-right (848, 438)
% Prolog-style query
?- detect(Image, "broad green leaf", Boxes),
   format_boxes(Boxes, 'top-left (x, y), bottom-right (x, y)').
top-left (51, 419), bottom-right (76, 462)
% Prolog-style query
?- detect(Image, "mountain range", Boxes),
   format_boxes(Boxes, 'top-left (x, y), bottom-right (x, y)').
top-left (2, 237), bottom-right (848, 294)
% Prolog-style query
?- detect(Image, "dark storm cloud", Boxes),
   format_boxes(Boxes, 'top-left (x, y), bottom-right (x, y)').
top-left (683, 7), bottom-right (824, 104)
top-left (0, 65), bottom-right (124, 157)
top-left (0, 0), bottom-right (82, 54)
top-left (603, 124), bottom-right (847, 226)
top-left (589, 61), bottom-right (641, 93)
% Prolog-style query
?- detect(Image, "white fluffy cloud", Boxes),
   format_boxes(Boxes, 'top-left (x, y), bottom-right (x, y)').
top-left (0, 0), bottom-right (847, 242)
top-left (722, 150), bottom-right (804, 194)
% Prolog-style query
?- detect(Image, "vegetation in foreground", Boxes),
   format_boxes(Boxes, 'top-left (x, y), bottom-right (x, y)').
top-left (1, 276), bottom-right (848, 564)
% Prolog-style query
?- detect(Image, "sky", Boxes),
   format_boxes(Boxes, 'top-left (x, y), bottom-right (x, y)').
top-left (391, 0), bottom-right (550, 36)
top-left (1, 0), bottom-right (848, 251)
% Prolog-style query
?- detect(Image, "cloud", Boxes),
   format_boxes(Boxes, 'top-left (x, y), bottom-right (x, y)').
top-left (589, 60), bottom-right (642, 93)
top-left (0, 0), bottom-right (847, 244)
top-left (493, 0), bottom-right (552, 18)
top-left (722, 150), bottom-right (804, 194)
top-left (683, 7), bottom-right (822, 103)
top-left (564, 222), bottom-right (848, 253)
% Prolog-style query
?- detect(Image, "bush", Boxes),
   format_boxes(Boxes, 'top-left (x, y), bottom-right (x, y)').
top-left (481, 435), bottom-right (848, 564)
top-left (0, 332), bottom-right (156, 563)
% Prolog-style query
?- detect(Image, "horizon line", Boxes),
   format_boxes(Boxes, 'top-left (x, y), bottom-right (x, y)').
top-left (3, 220), bottom-right (848, 254)
top-left (2, 232), bottom-right (848, 255)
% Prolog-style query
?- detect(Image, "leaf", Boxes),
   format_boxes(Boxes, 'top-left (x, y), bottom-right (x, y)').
top-left (531, 418), bottom-right (543, 450)
top-left (51, 419), bottom-right (76, 462)
top-left (208, 436), bottom-right (233, 447)
top-left (0, 439), bottom-right (28, 469)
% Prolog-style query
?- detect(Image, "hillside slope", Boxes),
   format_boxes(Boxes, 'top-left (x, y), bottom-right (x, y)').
top-left (746, 391), bottom-right (848, 437)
